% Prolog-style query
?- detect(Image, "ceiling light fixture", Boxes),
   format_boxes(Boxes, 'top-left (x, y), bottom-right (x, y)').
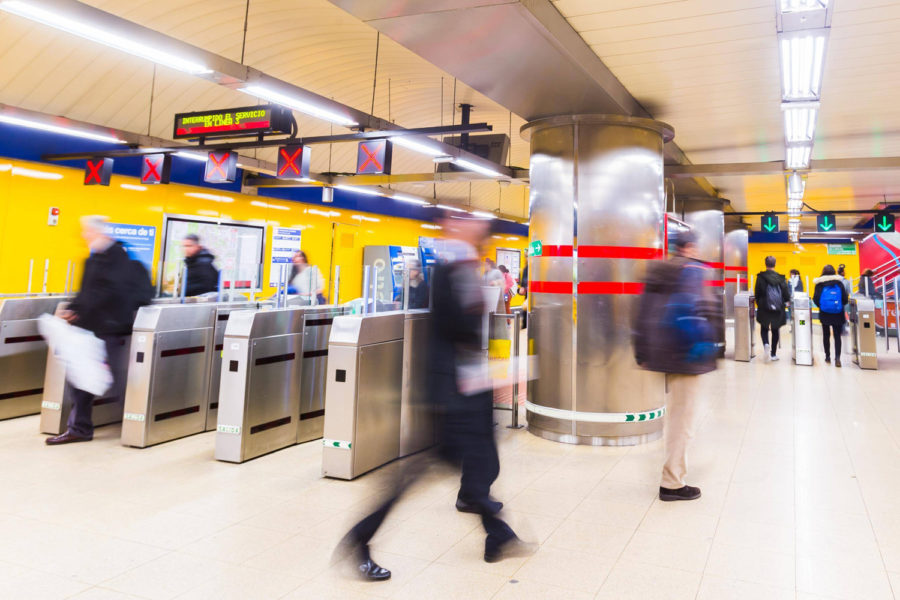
top-left (785, 144), bottom-right (812, 169)
top-left (391, 136), bottom-right (446, 157)
top-left (335, 185), bottom-right (382, 197)
top-left (452, 158), bottom-right (504, 178)
top-left (780, 0), bottom-right (827, 13)
top-left (0, 0), bottom-right (213, 75)
top-left (392, 194), bottom-right (429, 206)
top-left (0, 113), bottom-right (124, 144)
top-left (436, 204), bottom-right (466, 213)
top-left (241, 85), bottom-right (358, 127)
top-left (470, 210), bottom-right (497, 219)
top-left (782, 102), bottom-right (819, 143)
top-left (779, 31), bottom-right (828, 101)
top-left (175, 151), bottom-right (208, 162)
top-left (421, 224), bottom-right (442, 230)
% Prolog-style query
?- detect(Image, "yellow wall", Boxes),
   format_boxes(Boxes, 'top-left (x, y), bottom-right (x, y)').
top-left (0, 158), bottom-right (528, 301)
top-left (748, 242), bottom-right (860, 290)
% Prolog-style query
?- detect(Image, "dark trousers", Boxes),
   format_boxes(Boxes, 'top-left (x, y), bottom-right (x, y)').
top-left (822, 321), bottom-right (842, 359)
top-left (66, 334), bottom-right (128, 438)
top-left (760, 324), bottom-right (780, 355)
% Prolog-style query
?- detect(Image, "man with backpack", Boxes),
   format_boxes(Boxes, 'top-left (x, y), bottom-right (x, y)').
top-left (46, 216), bottom-right (152, 445)
top-left (634, 231), bottom-right (719, 502)
top-left (754, 256), bottom-right (791, 361)
top-left (814, 265), bottom-right (850, 366)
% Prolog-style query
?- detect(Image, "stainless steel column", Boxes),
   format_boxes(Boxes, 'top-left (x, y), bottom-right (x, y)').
top-left (724, 220), bottom-right (749, 321)
top-left (675, 197), bottom-right (729, 357)
top-left (521, 114), bottom-right (672, 446)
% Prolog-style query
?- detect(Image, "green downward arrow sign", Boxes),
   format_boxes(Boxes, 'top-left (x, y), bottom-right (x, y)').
top-left (763, 218), bottom-right (776, 232)
top-left (820, 216), bottom-right (834, 231)
top-left (879, 216), bottom-right (892, 232)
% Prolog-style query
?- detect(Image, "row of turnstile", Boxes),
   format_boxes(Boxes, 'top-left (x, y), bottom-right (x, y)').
top-left (733, 291), bottom-right (878, 369)
top-left (1, 294), bottom-right (434, 475)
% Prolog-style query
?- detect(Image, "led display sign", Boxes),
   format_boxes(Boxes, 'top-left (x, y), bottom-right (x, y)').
top-left (173, 105), bottom-right (292, 139)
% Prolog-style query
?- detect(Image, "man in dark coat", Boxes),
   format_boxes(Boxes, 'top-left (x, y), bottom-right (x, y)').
top-left (634, 231), bottom-right (719, 502)
top-left (47, 216), bottom-right (134, 445)
top-left (335, 213), bottom-right (533, 581)
top-left (182, 234), bottom-right (219, 296)
top-left (754, 256), bottom-right (791, 361)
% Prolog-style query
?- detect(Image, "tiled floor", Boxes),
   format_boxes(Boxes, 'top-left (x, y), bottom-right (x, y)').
top-left (2, 331), bottom-right (900, 599)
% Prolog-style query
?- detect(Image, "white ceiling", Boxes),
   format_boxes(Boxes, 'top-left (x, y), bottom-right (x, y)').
top-left (0, 0), bottom-right (530, 217)
top-left (553, 0), bottom-right (900, 228)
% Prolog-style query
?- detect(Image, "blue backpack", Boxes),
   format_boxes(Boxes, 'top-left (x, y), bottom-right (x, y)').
top-left (662, 271), bottom-right (716, 362)
top-left (819, 284), bottom-right (843, 314)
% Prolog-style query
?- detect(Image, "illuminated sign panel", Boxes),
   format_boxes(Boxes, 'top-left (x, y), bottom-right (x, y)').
top-left (817, 213), bottom-right (836, 233)
top-left (173, 105), bottom-right (292, 139)
top-left (204, 151), bottom-right (238, 183)
top-left (84, 157), bottom-right (113, 186)
top-left (141, 154), bottom-right (172, 185)
top-left (761, 213), bottom-right (779, 233)
top-left (276, 144), bottom-right (311, 179)
top-left (875, 212), bottom-right (895, 233)
top-left (356, 140), bottom-right (392, 175)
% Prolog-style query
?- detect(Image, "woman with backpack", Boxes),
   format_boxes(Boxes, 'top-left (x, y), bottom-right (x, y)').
top-left (813, 264), bottom-right (850, 366)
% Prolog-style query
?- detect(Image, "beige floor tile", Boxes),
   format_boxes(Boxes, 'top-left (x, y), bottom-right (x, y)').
top-left (638, 503), bottom-right (719, 539)
top-left (179, 524), bottom-right (296, 564)
top-left (67, 587), bottom-right (149, 600)
top-left (595, 560), bottom-right (701, 600)
top-left (391, 562), bottom-right (507, 600)
top-left (172, 564), bottom-right (304, 600)
top-left (280, 578), bottom-right (383, 600)
top-left (436, 529), bottom-right (533, 577)
top-left (704, 541), bottom-right (795, 589)
top-left (543, 518), bottom-right (633, 559)
top-left (512, 547), bottom-right (612, 594)
top-left (696, 574), bottom-right (796, 600)
top-left (619, 530), bottom-right (711, 573)
top-left (311, 551), bottom-right (429, 599)
top-left (508, 488), bottom-right (583, 518)
top-left (0, 565), bottom-right (92, 599)
top-left (491, 578), bottom-right (594, 599)
top-left (242, 534), bottom-right (335, 580)
top-left (797, 552), bottom-right (894, 600)
top-left (101, 551), bottom-right (229, 600)
top-left (584, 480), bottom-right (658, 506)
top-left (567, 498), bottom-right (648, 530)
top-left (713, 516), bottom-right (795, 554)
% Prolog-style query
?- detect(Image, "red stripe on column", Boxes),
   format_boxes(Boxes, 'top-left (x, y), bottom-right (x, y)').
top-left (725, 266), bottom-right (748, 272)
top-left (704, 280), bottom-right (725, 287)
top-left (701, 261), bottom-right (725, 269)
top-left (577, 281), bottom-right (645, 295)
top-left (724, 277), bottom-right (741, 283)
top-left (530, 281), bottom-right (573, 294)
top-left (541, 245), bottom-right (574, 257)
top-left (577, 246), bottom-right (663, 259)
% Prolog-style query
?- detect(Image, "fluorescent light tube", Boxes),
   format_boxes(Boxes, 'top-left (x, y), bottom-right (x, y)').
top-left (436, 204), bottom-right (466, 212)
top-left (786, 144), bottom-right (812, 169)
top-left (470, 210), bottom-right (497, 219)
top-left (184, 192), bottom-right (234, 203)
top-left (801, 230), bottom-right (856, 236)
top-left (11, 166), bottom-right (63, 180)
top-left (780, 0), bottom-right (827, 13)
top-left (780, 31), bottom-right (828, 101)
top-left (336, 185), bottom-right (383, 197)
top-left (392, 194), bottom-right (429, 205)
top-left (782, 103), bottom-right (819, 143)
top-left (175, 151), bottom-right (208, 162)
top-left (0, 0), bottom-right (212, 75)
top-left (421, 224), bottom-right (442, 230)
top-left (452, 158), bottom-right (504, 178)
top-left (241, 85), bottom-right (358, 127)
top-left (120, 183), bottom-right (147, 191)
top-left (392, 136), bottom-right (445, 158)
top-left (0, 113), bottom-right (124, 144)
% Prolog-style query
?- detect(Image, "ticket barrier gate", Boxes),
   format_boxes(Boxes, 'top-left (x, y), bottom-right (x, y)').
top-left (733, 292), bottom-right (756, 362)
top-left (215, 305), bottom-right (346, 463)
top-left (121, 304), bottom-right (216, 447)
top-left (0, 296), bottom-right (69, 420)
top-left (400, 310), bottom-right (433, 457)
top-left (322, 312), bottom-right (405, 480)
top-left (850, 296), bottom-right (878, 370)
top-left (791, 292), bottom-right (813, 366)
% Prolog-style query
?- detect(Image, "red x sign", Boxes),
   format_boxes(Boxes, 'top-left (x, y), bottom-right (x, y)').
top-left (276, 144), bottom-right (310, 179)
top-left (84, 158), bottom-right (113, 186)
top-left (356, 140), bottom-right (392, 175)
top-left (141, 153), bottom-right (171, 184)
top-left (204, 151), bottom-right (237, 183)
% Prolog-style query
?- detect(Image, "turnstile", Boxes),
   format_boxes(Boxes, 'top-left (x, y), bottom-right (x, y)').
top-left (206, 302), bottom-right (269, 431)
top-left (322, 312), bottom-right (405, 480)
top-left (0, 296), bottom-right (68, 420)
top-left (850, 296), bottom-right (878, 369)
top-left (733, 292), bottom-right (756, 362)
top-left (121, 304), bottom-right (216, 447)
top-left (791, 292), bottom-right (813, 366)
top-left (214, 304), bottom-right (346, 463)
top-left (400, 310), bottom-right (433, 457)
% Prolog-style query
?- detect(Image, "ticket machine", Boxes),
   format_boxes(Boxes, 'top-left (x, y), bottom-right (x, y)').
top-left (363, 246), bottom-right (420, 303)
top-left (850, 296), bottom-right (878, 369)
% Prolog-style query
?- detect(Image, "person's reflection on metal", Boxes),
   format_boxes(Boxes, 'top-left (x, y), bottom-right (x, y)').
top-left (334, 211), bottom-right (536, 581)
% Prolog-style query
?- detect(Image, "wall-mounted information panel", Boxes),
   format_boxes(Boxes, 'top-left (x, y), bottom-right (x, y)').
top-left (173, 105), bottom-right (292, 139)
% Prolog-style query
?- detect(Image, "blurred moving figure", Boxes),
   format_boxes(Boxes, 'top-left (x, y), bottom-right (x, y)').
top-left (634, 231), bottom-right (719, 502)
top-left (789, 269), bottom-right (803, 293)
top-left (814, 265), bottom-right (850, 367)
top-left (754, 256), bottom-right (791, 361)
top-left (858, 268), bottom-right (875, 297)
top-left (498, 264), bottom-right (515, 314)
top-left (336, 213), bottom-right (534, 581)
top-left (404, 259), bottom-right (430, 309)
top-left (46, 216), bottom-right (145, 445)
top-left (517, 264), bottom-right (528, 329)
top-left (290, 250), bottom-right (326, 305)
top-left (181, 234), bottom-right (219, 296)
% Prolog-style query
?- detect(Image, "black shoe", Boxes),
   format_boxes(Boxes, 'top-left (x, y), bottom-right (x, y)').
top-left (659, 485), bottom-right (701, 502)
top-left (456, 497), bottom-right (503, 515)
top-left (355, 558), bottom-right (391, 581)
top-left (835, 359), bottom-right (842, 367)
top-left (825, 356), bottom-right (831, 363)
top-left (45, 431), bottom-right (92, 445)
top-left (484, 536), bottom-right (538, 563)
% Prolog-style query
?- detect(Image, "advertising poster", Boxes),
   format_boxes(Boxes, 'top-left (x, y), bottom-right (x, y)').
top-left (270, 227), bottom-right (303, 287)
top-left (104, 222), bottom-right (156, 274)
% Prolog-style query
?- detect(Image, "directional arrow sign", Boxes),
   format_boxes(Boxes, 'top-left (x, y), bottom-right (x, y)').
top-left (761, 213), bottom-right (779, 233)
top-left (875, 212), bottom-right (895, 233)
top-left (817, 213), bottom-right (836, 232)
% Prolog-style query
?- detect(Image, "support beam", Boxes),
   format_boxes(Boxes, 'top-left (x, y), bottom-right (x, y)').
top-left (666, 157), bottom-right (900, 178)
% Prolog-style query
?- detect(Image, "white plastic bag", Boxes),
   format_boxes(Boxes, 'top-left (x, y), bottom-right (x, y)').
top-left (38, 314), bottom-right (112, 396)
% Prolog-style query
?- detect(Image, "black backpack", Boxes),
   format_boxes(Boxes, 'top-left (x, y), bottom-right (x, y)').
top-left (127, 260), bottom-right (154, 311)
top-left (766, 282), bottom-right (783, 312)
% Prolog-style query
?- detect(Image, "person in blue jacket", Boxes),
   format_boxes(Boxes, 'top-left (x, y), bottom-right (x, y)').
top-left (814, 264), bottom-right (850, 366)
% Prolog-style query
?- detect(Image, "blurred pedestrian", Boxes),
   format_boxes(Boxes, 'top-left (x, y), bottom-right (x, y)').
top-left (290, 250), bottom-right (326, 305)
top-left (400, 258), bottom-right (429, 309)
top-left (498, 264), bottom-right (515, 314)
top-left (182, 234), bottom-right (219, 296)
top-left (814, 265), bottom-right (850, 366)
top-left (858, 269), bottom-right (875, 297)
top-left (754, 256), bottom-right (791, 361)
top-left (46, 216), bottom-right (139, 445)
top-left (634, 230), bottom-right (719, 502)
top-left (335, 213), bottom-right (534, 581)
top-left (789, 269), bottom-right (803, 293)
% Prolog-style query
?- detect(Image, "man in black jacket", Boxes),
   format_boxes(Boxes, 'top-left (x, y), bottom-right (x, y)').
top-left (754, 256), bottom-right (791, 361)
top-left (182, 234), bottom-right (219, 296)
top-left (47, 216), bottom-right (134, 445)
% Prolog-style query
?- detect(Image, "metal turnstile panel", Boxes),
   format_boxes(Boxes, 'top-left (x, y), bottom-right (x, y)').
top-left (353, 340), bottom-right (403, 476)
top-left (733, 292), bottom-right (755, 362)
top-left (297, 306), bottom-right (346, 443)
top-left (0, 297), bottom-right (67, 420)
top-left (851, 297), bottom-right (878, 369)
top-left (242, 334), bottom-right (303, 456)
top-left (321, 345), bottom-right (360, 478)
top-left (792, 293), bottom-right (813, 366)
top-left (400, 311), bottom-right (433, 457)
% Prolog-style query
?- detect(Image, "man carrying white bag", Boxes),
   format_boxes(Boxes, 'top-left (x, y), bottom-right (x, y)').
top-left (43, 216), bottom-right (153, 445)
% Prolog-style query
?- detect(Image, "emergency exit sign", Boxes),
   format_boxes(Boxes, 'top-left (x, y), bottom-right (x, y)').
top-left (817, 213), bottom-right (837, 232)
top-left (761, 213), bottom-right (779, 233)
top-left (875, 212), bottom-right (895, 233)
